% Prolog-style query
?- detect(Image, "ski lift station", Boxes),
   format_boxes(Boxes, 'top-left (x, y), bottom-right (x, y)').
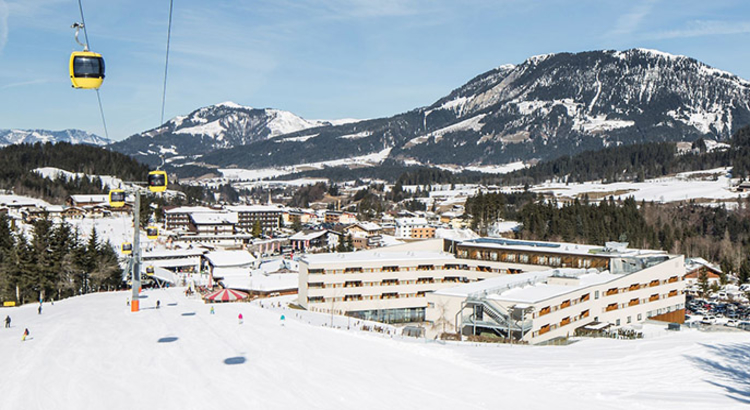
top-left (298, 238), bottom-right (685, 344)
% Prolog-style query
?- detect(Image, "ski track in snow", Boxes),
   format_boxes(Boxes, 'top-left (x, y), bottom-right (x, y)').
top-left (0, 288), bottom-right (748, 409)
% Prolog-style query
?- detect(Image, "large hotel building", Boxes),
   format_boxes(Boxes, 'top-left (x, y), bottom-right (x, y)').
top-left (298, 238), bottom-right (685, 344)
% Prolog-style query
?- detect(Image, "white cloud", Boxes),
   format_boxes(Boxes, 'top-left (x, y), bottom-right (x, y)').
top-left (608, 0), bottom-right (657, 37)
top-left (652, 20), bottom-right (750, 39)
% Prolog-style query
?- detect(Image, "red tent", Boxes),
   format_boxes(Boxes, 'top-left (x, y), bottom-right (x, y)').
top-left (204, 288), bottom-right (248, 303)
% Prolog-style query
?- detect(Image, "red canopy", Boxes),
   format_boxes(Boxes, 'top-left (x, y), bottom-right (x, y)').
top-left (204, 288), bottom-right (248, 302)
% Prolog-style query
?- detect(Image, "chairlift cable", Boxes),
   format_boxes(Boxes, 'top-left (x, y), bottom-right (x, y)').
top-left (160, 0), bottom-right (174, 125)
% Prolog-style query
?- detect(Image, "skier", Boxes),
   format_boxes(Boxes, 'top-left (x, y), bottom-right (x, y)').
top-left (280, 314), bottom-right (285, 326)
top-left (22, 328), bottom-right (29, 341)
top-left (156, 300), bottom-right (161, 309)
top-left (38, 305), bottom-right (42, 315)
top-left (238, 313), bottom-right (244, 325)
top-left (210, 306), bottom-right (215, 315)
top-left (4, 315), bottom-right (10, 328)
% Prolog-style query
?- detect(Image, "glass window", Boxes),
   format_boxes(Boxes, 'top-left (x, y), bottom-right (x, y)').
top-left (616, 319), bottom-right (621, 326)
top-left (73, 56), bottom-right (105, 77)
top-left (595, 290), bottom-right (599, 299)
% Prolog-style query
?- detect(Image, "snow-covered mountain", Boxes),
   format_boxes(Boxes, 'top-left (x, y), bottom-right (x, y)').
top-left (115, 49), bottom-right (750, 170)
top-left (0, 129), bottom-right (112, 147)
top-left (110, 102), bottom-right (345, 165)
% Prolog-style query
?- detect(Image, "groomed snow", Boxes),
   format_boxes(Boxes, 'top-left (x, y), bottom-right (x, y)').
top-left (1, 288), bottom-right (747, 409)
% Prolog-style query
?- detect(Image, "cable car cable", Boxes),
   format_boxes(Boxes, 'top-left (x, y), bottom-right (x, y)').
top-left (76, 0), bottom-right (91, 50)
top-left (160, 0), bottom-right (174, 125)
top-left (95, 89), bottom-right (110, 140)
top-left (75, 0), bottom-right (109, 139)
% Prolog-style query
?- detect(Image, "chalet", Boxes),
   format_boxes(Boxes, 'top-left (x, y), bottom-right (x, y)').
top-left (289, 230), bottom-right (340, 252)
top-left (684, 257), bottom-right (722, 285)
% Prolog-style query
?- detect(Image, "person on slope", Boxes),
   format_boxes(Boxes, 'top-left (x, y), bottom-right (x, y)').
top-left (4, 315), bottom-right (10, 328)
top-left (210, 306), bottom-right (215, 315)
top-left (22, 328), bottom-right (29, 341)
top-left (238, 313), bottom-right (244, 325)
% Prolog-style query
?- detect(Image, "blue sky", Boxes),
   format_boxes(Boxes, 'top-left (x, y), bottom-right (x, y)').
top-left (1, 0), bottom-right (750, 141)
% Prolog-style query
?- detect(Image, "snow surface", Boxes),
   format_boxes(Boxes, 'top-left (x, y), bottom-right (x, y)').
top-left (533, 172), bottom-right (743, 203)
top-left (1, 288), bottom-right (748, 409)
top-left (33, 167), bottom-right (125, 189)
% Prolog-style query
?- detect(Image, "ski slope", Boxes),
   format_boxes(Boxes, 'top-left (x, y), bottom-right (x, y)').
top-left (0, 289), bottom-right (747, 409)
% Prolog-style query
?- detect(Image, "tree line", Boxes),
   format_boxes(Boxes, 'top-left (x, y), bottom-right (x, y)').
top-left (0, 214), bottom-right (122, 304)
top-left (465, 191), bottom-right (750, 283)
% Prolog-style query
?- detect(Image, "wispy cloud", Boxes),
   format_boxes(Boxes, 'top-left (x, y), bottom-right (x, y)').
top-left (0, 78), bottom-right (53, 90)
top-left (0, 1), bottom-right (8, 53)
top-left (652, 20), bottom-right (750, 39)
top-left (608, 0), bottom-right (658, 37)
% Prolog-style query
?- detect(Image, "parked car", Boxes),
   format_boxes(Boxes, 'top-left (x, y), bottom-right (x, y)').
top-left (700, 316), bottom-right (716, 325)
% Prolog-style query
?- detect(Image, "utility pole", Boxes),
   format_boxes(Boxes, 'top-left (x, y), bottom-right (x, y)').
top-left (131, 190), bottom-right (141, 312)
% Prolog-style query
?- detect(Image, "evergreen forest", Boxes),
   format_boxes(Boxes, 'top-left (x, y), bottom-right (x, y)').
top-left (0, 214), bottom-right (122, 304)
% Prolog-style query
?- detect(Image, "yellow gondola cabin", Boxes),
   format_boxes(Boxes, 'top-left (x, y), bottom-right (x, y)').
top-left (69, 51), bottom-right (105, 89)
top-left (121, 243), bottom-right (133, 254)
top-left (148, 171), bottom-right (167, 193)
top-left (146, 226), bottom-right (158, 239)
top-left (109, 189), bottom-right (126, 208)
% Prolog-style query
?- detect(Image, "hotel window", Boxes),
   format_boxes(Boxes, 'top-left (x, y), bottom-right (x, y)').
top-left (344, 267), bottom-right (363, 273)
top-left (519, 254), bottom-right (529, 263)
top-left (595, 291), bottom-right (599, 300)
top-left (382, 266), bottom-right (400, 272)
top-left (616, 319), bottom-right (621, 326)
top-left (417, 265), bottom-right (435, 271)
top-left (381, 279), bottom-right (399, 286)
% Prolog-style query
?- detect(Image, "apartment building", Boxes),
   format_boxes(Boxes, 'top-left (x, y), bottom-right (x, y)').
top-left (298, 240), bottom-right (549, 323)
top-left (426, 253), bottom-right (685, 344)
top-left (227, 205), bottom-right (282, 234)
top-left (164, 206), bottom-right (216, 231)
top-left (299, 238), bottom-right (686, 342)
top-left (394, 217), bottom-right (431, 239)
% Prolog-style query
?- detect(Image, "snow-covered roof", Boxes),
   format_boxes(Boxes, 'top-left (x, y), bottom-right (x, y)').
top-left (435, 268), bottom-right (620, 304)
top-left (205, 250), bottom-right (256, 267)
top-left (435, 228), bottom-right (479, 241)
top-left (142, 249), bottom-right (207, 259)
top-left (458, 237), bottom-right (666, 258)
top-left (190, 212), bottom-right (238, 225)
top-left (220, 269), bottom-right (298, 292)
top-left (685, 257), bottom-right (722, 273)
top-left (290, 230), bottom-right (329, 241)
top-left (227, 205), bottom-right (283, 213)
top-left (301, 250), bottom-right (455, 266)
top-left (165, 206), bottom-right (216, 214)
top-left (69, 194), bottom-right (109, 203)
top-left (353, 221), bottom-right (382, 232)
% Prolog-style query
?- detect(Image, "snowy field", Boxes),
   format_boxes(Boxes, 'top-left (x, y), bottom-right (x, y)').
top-left (533, 169), bottom-right (745, 204)
top-left (0, 288), bottom-right (748, 409)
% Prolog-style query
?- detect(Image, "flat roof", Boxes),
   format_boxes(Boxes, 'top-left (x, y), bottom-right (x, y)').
top-left (227, 205), bottom-right (282, 213)
top-left (435, 268), bottom-right (621, 304)
top-left (165, 206), bottom-right (216, 214)
top-left (458, 238), bottom-right (666, 258)
top-left (205, 250), bottom-right (256, 267)
top-left (190, 212), bottom-right (238, 225)
top-left (301, 250), bottom-right (456, 266)
top-left (142, 249), bottom-right (207, 259)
